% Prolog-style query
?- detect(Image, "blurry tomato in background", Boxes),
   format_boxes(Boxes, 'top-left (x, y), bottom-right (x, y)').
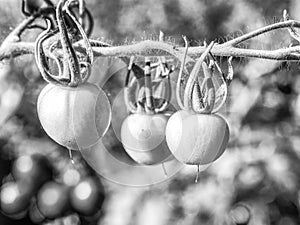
top-left (70, 177), bottom-right (105, 216)
top-left (37, 181), bottom-right (69, 219)
top-left (12, 154), bottom-right (53, 191)
top-left (0, 181), bottom-right (32, 217)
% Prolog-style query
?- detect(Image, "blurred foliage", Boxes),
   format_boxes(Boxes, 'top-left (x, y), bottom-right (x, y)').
top-left (1, 0), bottom-right (300, 225)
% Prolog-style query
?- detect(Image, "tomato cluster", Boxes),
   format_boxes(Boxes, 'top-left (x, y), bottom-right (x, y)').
top-left (36, 43), bottom-right (231, 179)
top-left (0, 154), bottom-right (105, 223)
top-left (33, 0), bottom-right (230, 178)
top-left (118, 43), bottom-right (230, 171)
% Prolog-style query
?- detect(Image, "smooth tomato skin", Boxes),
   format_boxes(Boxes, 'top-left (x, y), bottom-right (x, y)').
top-left (70, 177), bottom-right (105, 216)
top-left (37, 83), bottom-right (111, 150)
top-left (121, 113), bottom-right (173, 165)
top-left (37, 182), bottom-right (69, 219)
top-left (166, 110), bottom-right (229, 165)
top-left (0, 181), bottom-right (32, 216)
top-left (12, 154), bottom-right (52, 190)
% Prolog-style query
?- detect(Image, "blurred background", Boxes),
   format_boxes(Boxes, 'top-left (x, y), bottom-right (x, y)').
top-left (1, 0), bottom-right (300, 224)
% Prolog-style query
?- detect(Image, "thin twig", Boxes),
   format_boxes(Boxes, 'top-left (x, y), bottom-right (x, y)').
top-left (223, 19), bottom-right (300, 46)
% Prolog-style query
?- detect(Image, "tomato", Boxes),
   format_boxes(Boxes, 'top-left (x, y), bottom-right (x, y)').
top-left (62, 168), bottom-right (81, 187)
top-left (37, 83), bottom-right (111, 150)
top-left (12, 154), bottom-right (52, 190)
top-left (121, 113), bottom-right (173, 165)
top-left (70, 177), bottom-right (105, 216)
top-left (0, 181), bottom-right (31, 217)
top-left (230, 204), bottom-right (251, 225)
top-left (37, 181), bottom-right (69, 219)
top-left (165, 110), bottom-right (229, 165)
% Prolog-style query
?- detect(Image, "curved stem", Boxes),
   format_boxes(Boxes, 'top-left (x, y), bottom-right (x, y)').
top-left (155, 74), bottom-right (172, 113)
top-left (176, 36), bottom-right (189, 110)
top-left (144, 58), bottom-right (154, 113)
top-left (124, 77), bottom-right (139, 113)
top-left (226, 56), bottom-right (233, 83)
top-left (183, 42), bottom-right (214, 111)
top-left (223, 19), bottom-right (300, 47)
top-left (200, 62), bottom-right (215, 113)
top-left (56, 0), bottom-right (81, 86)
top-left (124, 57), bottom-right (139, 113)
top-left (153, 34), bottom-right (172, 112)
top-left (35, 19), bottom-right (68, 85)
top-left (206, 58), bottom-right (228, 113)
top-left (192, 81), bottom-right (203, 112)
top-left (65, 0), bottom-right (93, 82)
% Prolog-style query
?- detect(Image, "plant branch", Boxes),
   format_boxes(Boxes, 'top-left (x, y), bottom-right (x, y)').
top-left (2, 18), bottom-right (300, 61)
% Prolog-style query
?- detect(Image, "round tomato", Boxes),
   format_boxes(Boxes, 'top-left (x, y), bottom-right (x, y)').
top-left (12, 154), bottom-right (52, 190)
top-left (37, 83), bottom-right (111, 150)
top-left (37, 181), bottom-right (69, 219)
top-left (70, 177), bottom-right (105, 216)
top-left (165, 110), bottom-right (229, 165)
top-left (0, 181), bottom-right (31, 217)
top-left (230, 204), bottom-right (251, 225)
top-left (121, 113), bottom-right (173, 165)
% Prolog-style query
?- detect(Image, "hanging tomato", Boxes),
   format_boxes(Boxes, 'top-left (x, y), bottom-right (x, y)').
top-left (121, 113), bottom-right (173, 165)
top-left (166, 41), bottom-right (230, 167)
top-left (34, 2), bottom-right (111, 152)
top-left (166, 110), bottom-right (229, 165)
top-left (120, 57), bottom-right (174, 165)
top-left (37, 83), bottom-right (111, 150)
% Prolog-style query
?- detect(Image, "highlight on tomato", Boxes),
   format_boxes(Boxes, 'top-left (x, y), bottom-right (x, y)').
top-left (121, 113), bottom-right (173, 165)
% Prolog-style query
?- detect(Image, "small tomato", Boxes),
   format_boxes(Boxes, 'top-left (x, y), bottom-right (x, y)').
top-left (0, 181), bottom-right (32, 217)
top-left (37, 83), bottom-right (111, 150)
top-left (166, 110), bottom-right (229, 165)
top-left (37, 181), bottom-right (69, 219)
top-left (12, 154), bottom-right (52, 190)
top-left (121, 113), bottom-right (173, 165)
top-left (70, 177), bottom-right (105, 216)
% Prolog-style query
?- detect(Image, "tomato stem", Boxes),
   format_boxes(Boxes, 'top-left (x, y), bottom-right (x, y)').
top-left (56, 0), bottom-right (81, 86)
top-left (153, 35), bottom-right (173, 113)
top-left (183, 42), bottom-right (214, 112)
top-left (195, 165), bottom-right (200, 183)
top-left (144, 58), bottom-right (155, 114)
top-left (35, 19), bottom-right (69, 86)
top-left (34, 0), bottom-right (94, 87)
top-left (162, 163), bottom-right (167, 177)
top-left (68, 148), bottom-right (75, 165)
top-left (176, 36), bottom-right (189, 110)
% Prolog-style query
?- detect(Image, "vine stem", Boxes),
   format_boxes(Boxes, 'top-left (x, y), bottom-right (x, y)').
top-left (2, 18), bottom-right (300, 61)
